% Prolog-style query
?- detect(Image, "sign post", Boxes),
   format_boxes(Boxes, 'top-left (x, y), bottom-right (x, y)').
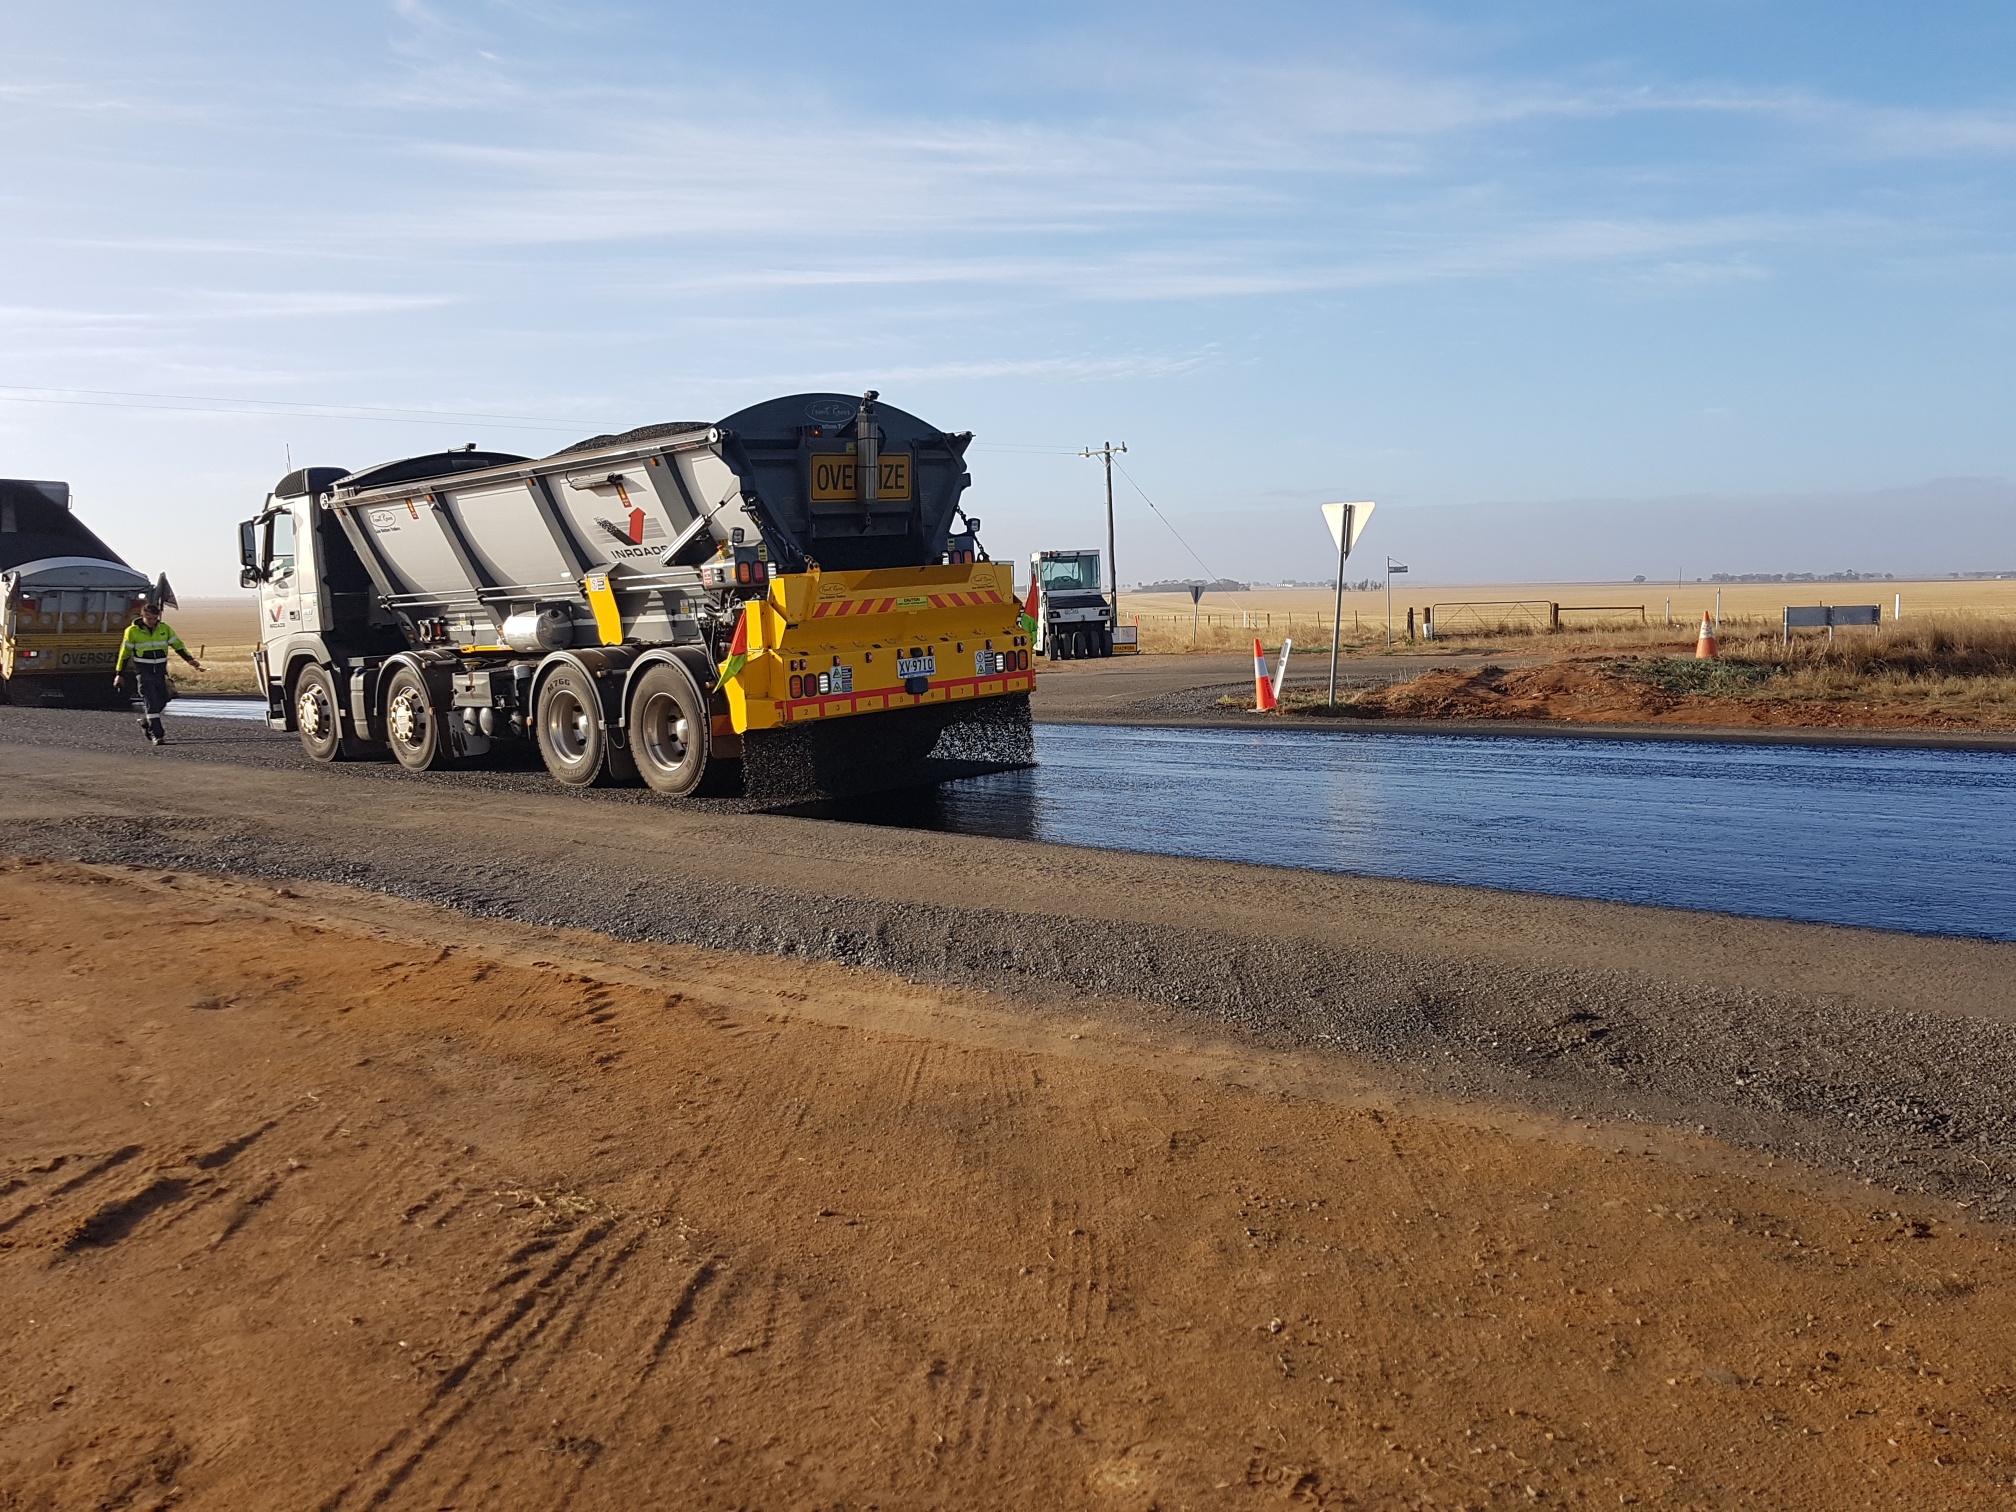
top-left (1320, 501), bottom-right (1376, 705)
top-left (1189, 581), bottom-right (1204, 647)
top-left (1385, 557), bottom-right (1408, 648)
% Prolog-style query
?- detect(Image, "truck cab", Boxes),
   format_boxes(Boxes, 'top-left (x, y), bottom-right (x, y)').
top-left (1030, 549), bottom-right (1115, 659)
top-left (238, 463), bottom-right (428, 735)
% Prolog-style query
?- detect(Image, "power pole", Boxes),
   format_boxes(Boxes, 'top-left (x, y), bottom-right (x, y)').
top-left (1081, 442), bottom-right (1126, 614)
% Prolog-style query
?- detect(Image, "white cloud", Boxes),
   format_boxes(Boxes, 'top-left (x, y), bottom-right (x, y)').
top-left (0, 292), bottom-right (452, 328)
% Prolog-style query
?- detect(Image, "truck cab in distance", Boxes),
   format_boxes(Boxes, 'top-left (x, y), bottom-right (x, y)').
top-left (1029, 549), bottom-right (1116, 659)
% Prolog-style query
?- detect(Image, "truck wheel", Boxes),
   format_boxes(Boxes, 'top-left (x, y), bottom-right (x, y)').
top-left (626, 662), bottom-right (712, 797)
top-left (294, 665), bottom-right (376, 762)
top-left (536, 663), bottom-right (618, 787)
top-left (384, 665), bottom-right (450, 772)
top-left (1098, 629), bottom-right (1113, 657)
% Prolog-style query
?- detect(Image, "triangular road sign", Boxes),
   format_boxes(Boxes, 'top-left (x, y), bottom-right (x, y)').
top-left (1321, 501), bottom-right (1375, 556)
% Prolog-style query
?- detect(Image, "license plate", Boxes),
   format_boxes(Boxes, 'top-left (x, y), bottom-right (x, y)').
top-left (808, 453), bottom-right (913, 502)
top-left (896, 652), bottom-right (935, 679)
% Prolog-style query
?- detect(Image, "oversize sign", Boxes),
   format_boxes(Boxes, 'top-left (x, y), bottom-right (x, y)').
top-left (808, 453), bottom-right (913, 503)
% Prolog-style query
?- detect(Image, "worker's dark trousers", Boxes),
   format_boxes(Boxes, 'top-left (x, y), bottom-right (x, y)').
top-left (133, 667), bottom-right (170, 740)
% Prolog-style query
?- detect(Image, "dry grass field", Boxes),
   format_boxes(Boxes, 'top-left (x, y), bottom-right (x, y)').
top-left (153, 597), bottom-right (263, 695)
top-left (1121, 578), bottom-right (2016, 657)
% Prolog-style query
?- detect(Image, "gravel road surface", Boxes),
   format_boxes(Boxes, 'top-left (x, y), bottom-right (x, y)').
top-left (5, 701), bottom-right (2015, 1217)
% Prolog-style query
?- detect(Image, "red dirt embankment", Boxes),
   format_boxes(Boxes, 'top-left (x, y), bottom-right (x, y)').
top-left (4, 860), bottom-right (2015, 1509)
top-left (1323, 659), bottom-right (2016, 730)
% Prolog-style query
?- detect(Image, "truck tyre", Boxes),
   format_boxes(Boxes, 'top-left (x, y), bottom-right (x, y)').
top-left (626, 661), bottom-right (713, 797)
top-left (1098, 628), bottom-right (1113, 657)
top-left (294, 664), bottom-right (376, 762)
top-left (383, 665), bottom-right (451, 772)
top-left (536, 663), bottom-right (620, 787)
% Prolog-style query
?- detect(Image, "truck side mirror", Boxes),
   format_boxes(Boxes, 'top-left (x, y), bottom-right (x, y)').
top-left (238, 520), bottom-right (264, 581)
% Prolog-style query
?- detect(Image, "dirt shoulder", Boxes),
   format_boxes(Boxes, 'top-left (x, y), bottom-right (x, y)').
top-left (1030, 653), bottom-right (2016, 748)
top-left (5, 860), bottom-right (2014, 1510)
top-left (1286, 658), bottom-right (2016, 734)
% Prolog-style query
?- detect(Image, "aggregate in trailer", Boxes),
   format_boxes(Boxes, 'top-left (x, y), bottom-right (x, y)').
top-left (240, 392), bottom-right (1035, 801)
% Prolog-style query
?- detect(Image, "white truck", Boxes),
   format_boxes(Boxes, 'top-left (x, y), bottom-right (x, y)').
top-left (1028, 549), bottom-right (1119, 659)
top-left (239, 392), bottom-right (1035, 801)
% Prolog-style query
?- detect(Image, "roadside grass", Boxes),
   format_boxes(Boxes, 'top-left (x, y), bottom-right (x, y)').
top-left (1624, 617), bottom-right (2016, 712)
top-left (1215, 686), bottom-right (1397, 717)
top-left (1620, 659), bottom-right (1776, 696)
top-left (168, 647), bottom-right (264, 697)
top-left (1207, 618), bottom-right (2016, 723)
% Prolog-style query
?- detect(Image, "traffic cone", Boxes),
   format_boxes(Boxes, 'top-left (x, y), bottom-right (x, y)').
top-left (1695, 613), bottom-right (1718, 660)
top-left (1253, 638), bottom-right (1278, 711)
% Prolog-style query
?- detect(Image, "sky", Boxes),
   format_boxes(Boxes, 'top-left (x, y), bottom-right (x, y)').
top-left (3, 0), bottom-right (2015, 593)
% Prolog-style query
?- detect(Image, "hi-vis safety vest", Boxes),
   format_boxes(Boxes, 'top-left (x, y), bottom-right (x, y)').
top-left (116, 620), bottom-right (190, 672)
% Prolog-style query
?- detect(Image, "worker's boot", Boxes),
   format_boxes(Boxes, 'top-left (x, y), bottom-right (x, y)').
top-left (146, 717), bottom-right (165, 746)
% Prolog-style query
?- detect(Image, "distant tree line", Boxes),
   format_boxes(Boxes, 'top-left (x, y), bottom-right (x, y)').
top-left (1135, 578), bottom-right (1251, 593)
top-left (1703, 570), bottom-right (1896, 583)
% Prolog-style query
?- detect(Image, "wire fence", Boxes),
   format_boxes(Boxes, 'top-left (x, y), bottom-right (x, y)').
top-left (1118, 604), bottom-right (1797, 654)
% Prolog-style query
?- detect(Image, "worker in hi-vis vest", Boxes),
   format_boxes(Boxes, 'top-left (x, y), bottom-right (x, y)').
top-left (113, 601), bottom-right (204, 745)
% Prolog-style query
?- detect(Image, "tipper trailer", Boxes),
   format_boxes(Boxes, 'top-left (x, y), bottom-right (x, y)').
top-left (1, 478), bottom-right (162, 707)
top-left (240, 391), bottom-right (1035, 800)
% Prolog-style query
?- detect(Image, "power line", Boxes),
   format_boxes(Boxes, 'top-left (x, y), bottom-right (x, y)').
top-left (1112, 458), bottom-right (1237, 593)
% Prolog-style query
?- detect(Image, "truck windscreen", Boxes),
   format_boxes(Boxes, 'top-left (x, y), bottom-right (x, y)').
top-left (1040, 556), bottom-right (1100, 593)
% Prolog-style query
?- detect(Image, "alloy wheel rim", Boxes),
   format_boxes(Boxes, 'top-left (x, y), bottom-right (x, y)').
top-left (640, 691), bottom-right (690, 772)
top-left (545, 689), bottom-right (591, 764)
